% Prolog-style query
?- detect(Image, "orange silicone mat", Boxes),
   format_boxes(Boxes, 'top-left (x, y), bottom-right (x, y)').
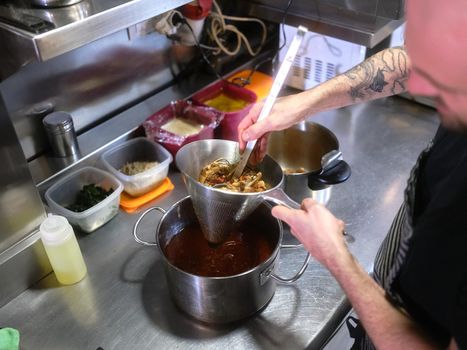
top-left (227, 70), bottom-right (273, 101)
top-left (119, 177), bottom-right (174, 213)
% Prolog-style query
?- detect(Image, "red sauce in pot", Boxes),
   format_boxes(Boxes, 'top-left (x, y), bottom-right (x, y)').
top-left (163, 224), bottom-right (275, 277)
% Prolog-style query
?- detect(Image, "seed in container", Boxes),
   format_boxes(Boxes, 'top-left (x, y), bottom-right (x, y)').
top-left (119, 161), bottom-right (158, 176)
top-left (198, 158), bottom-right (268, 193)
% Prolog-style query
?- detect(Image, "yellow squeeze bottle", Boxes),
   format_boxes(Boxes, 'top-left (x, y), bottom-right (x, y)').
top-left (40, 214), bottom-right (87, 285)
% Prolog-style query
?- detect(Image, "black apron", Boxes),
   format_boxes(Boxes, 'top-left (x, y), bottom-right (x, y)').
top-left (349, 139), bottom-right (434, 350)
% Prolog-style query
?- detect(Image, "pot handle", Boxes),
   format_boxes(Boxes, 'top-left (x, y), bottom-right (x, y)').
top-left (133, 206), bottom-right (166, 247)
top-left (308, 150), bottom-right (351, 190)
top-left (268, 251), bottom-right (311, 285)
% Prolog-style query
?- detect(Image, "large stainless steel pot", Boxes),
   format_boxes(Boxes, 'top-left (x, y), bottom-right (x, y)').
top-left (267, 121), bottom-right (351, 204)
top-left (133, 196), bottom-right (310, 323)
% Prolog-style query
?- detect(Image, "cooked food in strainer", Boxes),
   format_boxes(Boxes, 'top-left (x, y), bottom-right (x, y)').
top-left (198, 158), bottom-right (268, 192)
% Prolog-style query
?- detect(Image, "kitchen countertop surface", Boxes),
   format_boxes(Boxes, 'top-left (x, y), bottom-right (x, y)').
top-left (0, 95), bottom-right (439, 350)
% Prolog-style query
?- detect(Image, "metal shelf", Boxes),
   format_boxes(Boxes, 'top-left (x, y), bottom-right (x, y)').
top-left (239, 0), bottom-right (405, 48)
top-left (0, 0), bottom-right (191, 62)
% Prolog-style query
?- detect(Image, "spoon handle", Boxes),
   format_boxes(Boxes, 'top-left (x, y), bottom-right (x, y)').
top-left (234, 25), bottom-right (308, 178)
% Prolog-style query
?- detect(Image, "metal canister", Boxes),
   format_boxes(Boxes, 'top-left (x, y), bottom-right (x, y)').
top-left (43, 111), bottom-right (80, 158)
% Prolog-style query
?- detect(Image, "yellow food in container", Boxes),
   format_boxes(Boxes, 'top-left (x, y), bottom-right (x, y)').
top-left (203, 93), bottom-right (249, 112)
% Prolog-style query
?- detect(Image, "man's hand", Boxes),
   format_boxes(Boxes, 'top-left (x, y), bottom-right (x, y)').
top-left (237, 94), bottom-right (309, 163)
top-left (271, 198), bottom-right (350, 269)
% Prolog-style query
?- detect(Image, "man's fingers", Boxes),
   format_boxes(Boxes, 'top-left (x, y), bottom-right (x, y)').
top-left (271, 205), bottom-right (296, 224)
top-left (301, 198), bottom-right (319, 211)
top-left (237, 103), bottom-right (263, 150)
top-left (337, 219), bottom-right (345, 233)
top-left (241, 122), bottom-right (265, 142)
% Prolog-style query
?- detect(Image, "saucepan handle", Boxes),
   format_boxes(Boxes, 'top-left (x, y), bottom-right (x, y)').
top-left (133, 206), bottom-right (166, 247)
top-left (308, 150), bottom-right (351, 190)
top-left (308, 160), bottom-right (351, 190)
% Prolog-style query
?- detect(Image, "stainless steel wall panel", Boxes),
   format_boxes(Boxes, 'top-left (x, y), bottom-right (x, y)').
top-left (0, 231), bottom-right (52, 308)
top-left (1, 29), bottom-right (174, 160)
top-left (0, 94), bottom-right (46, 253)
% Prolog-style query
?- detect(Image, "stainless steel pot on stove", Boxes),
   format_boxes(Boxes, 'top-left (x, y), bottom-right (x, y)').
top-left (133, 196), bottom-right (310, 323)
top-left (267, 121), bottom-right (351, 204)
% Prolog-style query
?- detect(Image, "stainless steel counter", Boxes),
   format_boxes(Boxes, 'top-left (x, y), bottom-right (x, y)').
top-left (0, 96), bottom-right (439, 350)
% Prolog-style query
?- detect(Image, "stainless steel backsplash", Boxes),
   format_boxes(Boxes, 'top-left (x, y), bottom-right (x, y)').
top-left (1, 28), bottom-right (175, 161)
top-left (0, 94), bottom-right (46, 253)
top-left (0, 16), bottom-right (184, 307)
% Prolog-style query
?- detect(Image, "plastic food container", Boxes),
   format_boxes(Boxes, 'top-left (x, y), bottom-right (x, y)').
top-left (143, 100), bottom-right (223, 158)
top-left (191, 80), bottom-right (257, 141)
top-left (45, 166), bottom-right (123, 233)
top-left (101, 137), bottom-right (173, 197)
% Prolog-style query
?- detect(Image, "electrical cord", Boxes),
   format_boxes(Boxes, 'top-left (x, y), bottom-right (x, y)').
top-left (279, 0), bottom-right (294, 53)
top-left (208, 0), bottom-right (267, 57)
top-left (231, 0), bottom-right (294, 88)
top-left (176, 14), bottom-right (224, 81)
top-left (169, 1), bottom-right (269, 82)
top-left (165, 0), bottom-right (294, 87)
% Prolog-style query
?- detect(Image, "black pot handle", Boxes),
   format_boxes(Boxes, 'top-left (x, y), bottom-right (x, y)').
top-left (308, 159), bottom-right (351, 190)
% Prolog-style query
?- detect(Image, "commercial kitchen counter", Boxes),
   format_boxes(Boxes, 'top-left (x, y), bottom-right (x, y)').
top-left (0, 96), bottom-right (439, 350)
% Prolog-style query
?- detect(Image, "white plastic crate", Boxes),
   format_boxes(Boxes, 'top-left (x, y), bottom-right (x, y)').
top-left (279, 25), bottom-right (367, 90)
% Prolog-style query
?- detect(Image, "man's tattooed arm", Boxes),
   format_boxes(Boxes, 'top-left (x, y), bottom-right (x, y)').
top-left (281, 46), bottom-right (411, 124)
top-left (344, 46), bottom-right (409, 103)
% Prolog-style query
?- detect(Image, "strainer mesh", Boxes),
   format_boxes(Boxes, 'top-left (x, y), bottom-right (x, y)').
top-left (190, 194), bottom-right (242, 244)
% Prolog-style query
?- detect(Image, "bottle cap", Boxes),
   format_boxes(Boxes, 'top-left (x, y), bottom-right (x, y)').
top-left (43, 111), bottom-right (74, 134)
top-left (40, 214), bottom-right (72, 245)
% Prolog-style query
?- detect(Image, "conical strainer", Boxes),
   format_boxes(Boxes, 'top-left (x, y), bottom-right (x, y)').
top-left (176, 139), bottom-right (296, 244)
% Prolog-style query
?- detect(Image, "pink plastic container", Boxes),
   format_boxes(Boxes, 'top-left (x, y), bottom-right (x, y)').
top-left (191, 80), bottom-right (257, 141)
top-left (143, 100), bottom-right (223, 158)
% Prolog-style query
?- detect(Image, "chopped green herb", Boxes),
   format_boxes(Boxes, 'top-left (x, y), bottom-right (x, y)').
top-left (67, 184), bottom-right (114, 212)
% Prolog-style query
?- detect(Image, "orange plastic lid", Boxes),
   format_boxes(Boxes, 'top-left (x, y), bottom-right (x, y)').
top-left (120, 177), bottom-right (174, 213)
top-left (227, 70), bottom-right (273, 101)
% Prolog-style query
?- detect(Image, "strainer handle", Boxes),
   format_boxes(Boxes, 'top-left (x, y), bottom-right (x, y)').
top-left (261, 189), bottom-right (303, 249)
top-left (260, 188), bottom-right (312, 284)
top-left (260, 189), bottom-right (301, 210)
top-left (133, 206), bottom-right (166, 247)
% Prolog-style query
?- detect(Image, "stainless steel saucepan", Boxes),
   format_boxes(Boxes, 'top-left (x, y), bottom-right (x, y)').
top-left (267, 121), bottom-right (351, 204)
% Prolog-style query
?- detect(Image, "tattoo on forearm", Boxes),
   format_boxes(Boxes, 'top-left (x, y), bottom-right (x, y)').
top-left (345, 46), bottom-right (409, 102)
top-left (368, 68), bottom-right (388, 92)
